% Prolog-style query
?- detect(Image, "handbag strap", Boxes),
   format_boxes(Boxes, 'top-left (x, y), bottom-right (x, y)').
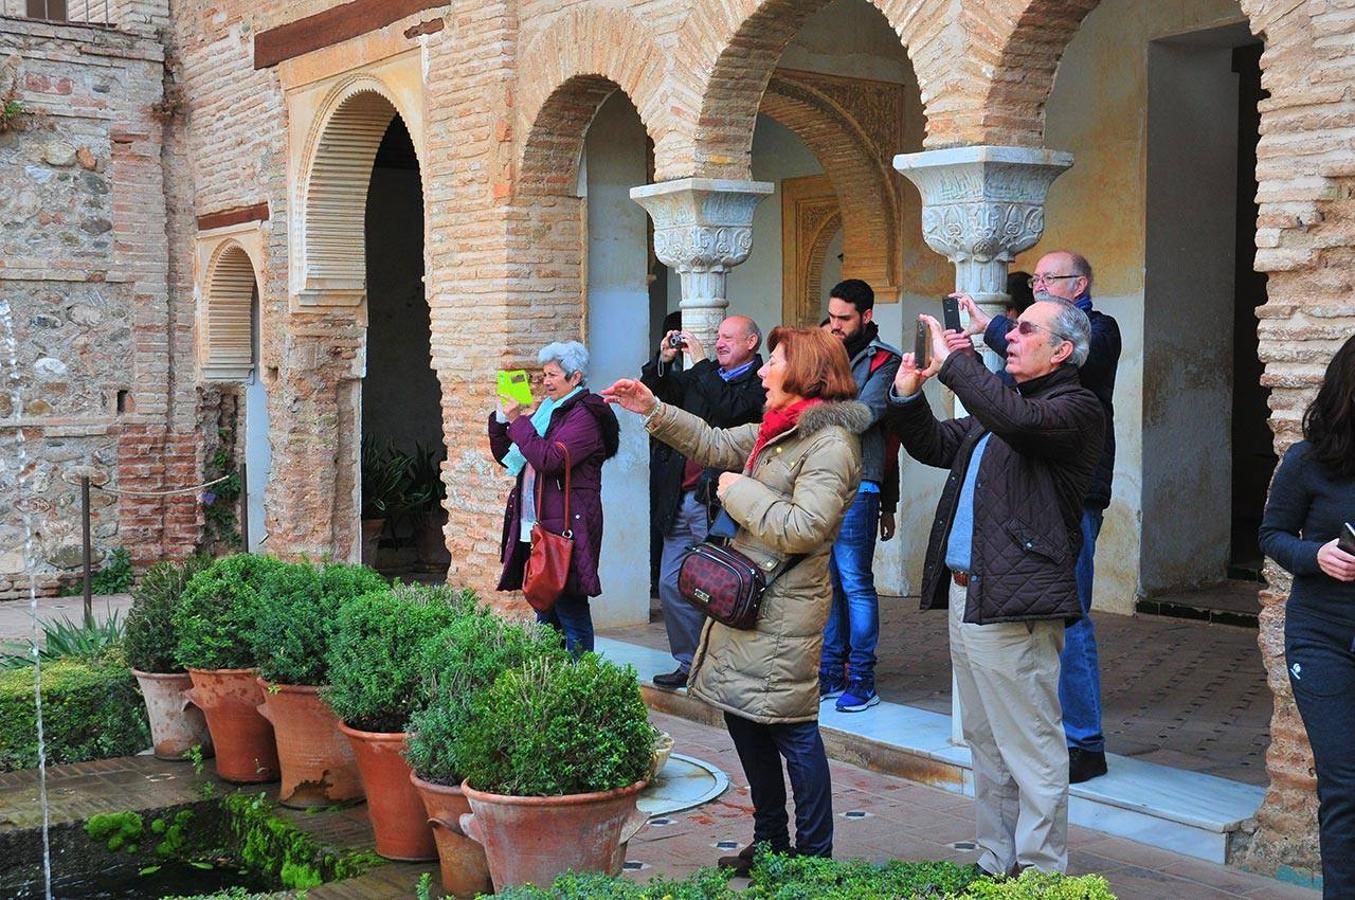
top-left (533, 441), bottom-right (573, 537)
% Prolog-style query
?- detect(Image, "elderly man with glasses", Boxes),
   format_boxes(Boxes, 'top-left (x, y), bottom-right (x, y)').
top-left (885, 299), bottom-right (1105, 876)
top-left (956, 251), bottom-right (1121, 786)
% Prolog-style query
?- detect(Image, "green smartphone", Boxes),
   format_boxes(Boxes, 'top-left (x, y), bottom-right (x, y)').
top-left (496, 369), bottom-right (534, 407)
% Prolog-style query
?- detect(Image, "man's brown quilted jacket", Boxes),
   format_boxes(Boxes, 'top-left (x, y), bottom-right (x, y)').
top-left (888, 350), bottom-right (1105, 624)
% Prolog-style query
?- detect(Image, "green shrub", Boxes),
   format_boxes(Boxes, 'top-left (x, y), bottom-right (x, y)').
top-left (124, 556), bottom-right (213, 673)
top-left (492, 868), bottom-right (735, 899)
top-left (748, 852), bottom-right (979, 898)
top-left (0, 659), bottom-right (150, 771)
top-left (451, 654), bottom-right (655, 797)
top-left (173, 554), bottom-right (288, 670)
top-left (252, 561), bottom-right (386, 686)
top-left (405, 611), bottom-right (565, 784)
top-left (58, 546), bottom-right (134, 597)
top-left (0, 613), bottom-right (127, 670)
top-left (322, 583), bottom-right (472, 732)
top-left (962, 868), bottom-right (1115, 899)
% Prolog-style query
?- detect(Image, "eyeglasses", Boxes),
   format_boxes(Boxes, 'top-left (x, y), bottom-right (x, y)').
top-left (1013, 319), bottom-right (1070, 344)
top-left (1028, 273), bottom-right (1082, 288)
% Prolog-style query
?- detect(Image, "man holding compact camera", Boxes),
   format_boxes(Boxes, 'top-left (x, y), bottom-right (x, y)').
top-left (888, 299), bottom-right (1104, 876)
top-left (642, 314), bottom-right (767, 689)
top-left (957, 250), bottom-right (1120, 784)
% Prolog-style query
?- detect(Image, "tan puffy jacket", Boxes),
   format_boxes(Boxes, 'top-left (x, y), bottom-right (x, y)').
top-left (646, 399), bottom-right (871, 724)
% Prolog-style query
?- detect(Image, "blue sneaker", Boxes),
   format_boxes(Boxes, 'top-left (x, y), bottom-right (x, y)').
top-left (835, 681), bottom-right (880, 712)
top-left (819, 674), bottom-right (845, 701)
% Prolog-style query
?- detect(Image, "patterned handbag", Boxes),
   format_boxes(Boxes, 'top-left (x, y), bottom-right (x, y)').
top-left (677, 535), bottom-right (803, 630)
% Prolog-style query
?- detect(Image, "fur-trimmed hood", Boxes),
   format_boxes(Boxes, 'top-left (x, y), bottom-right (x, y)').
top-left (796, 399), bottom-right (873, 437)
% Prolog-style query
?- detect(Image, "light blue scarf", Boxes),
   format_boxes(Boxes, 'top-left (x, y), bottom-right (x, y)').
top-left (502, 387), bottom-right (582, 478)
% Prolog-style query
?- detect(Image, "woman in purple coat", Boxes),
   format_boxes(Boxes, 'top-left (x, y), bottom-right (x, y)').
top-left (488, 340), bottom-right (620, 653)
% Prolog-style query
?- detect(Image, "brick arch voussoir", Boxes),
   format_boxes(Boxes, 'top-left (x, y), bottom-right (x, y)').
top-left (761, 75), bottom-right (898, 295)
top-left (516, 8), bottom-right (668, 198)
top-left (674, 0), bottom-right (947, 179)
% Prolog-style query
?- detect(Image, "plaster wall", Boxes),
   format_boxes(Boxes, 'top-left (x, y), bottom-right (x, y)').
top-left (585, 92), bottom-right (652, 628)
top-left (1014, 0), bottom-right (1249, 614)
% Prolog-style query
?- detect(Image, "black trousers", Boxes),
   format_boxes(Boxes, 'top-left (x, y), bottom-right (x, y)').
top-left (723, 711), bottom-right (833, 858)
top-left (1286, 605), bottom-right (1355, 898)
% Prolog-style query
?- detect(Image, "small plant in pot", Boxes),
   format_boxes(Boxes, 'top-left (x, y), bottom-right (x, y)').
top-left (253, 560), bottom-right (386, 808)
top-left (405, 442), bottom-right (450, 571)
top-left (173, 553), bottom-right (287, 783)
top-left (405, 612), bottom-right (567, 898)
top-left (323, 582), bottom-right (473, 861)
top-left (360, 437), bottom-right (411, 569)
top-left (444, 654), bottom-right (658, 892)
top-left (124, 556), bottom-right (214, 760)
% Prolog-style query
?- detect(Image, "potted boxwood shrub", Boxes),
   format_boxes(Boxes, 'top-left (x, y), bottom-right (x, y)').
top-left (405, 612), bottom-right (566, 898)
top-left (448, 654), bottom-right (658, 892)
top-left (324, 583), bottom-right (472, 861)
top-left (124, 556), bottom-right (214, 760)
top-left (174, 553), bottom-right (286, 783)
top-left (253, 560), bottom-right (386, 808)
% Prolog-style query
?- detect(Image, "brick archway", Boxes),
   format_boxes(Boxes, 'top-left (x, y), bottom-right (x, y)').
top-left (201, 242), bottom-right (258, 381)
top-left (299, 80), bottom-right (422, 304)
top-left (670, 0), bottom-right (953, 181)
top-left (516, 8), bottom-right (666, 198)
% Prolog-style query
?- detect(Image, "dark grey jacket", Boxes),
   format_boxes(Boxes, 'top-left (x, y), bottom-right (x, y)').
top-left (847, 333), bottom-right (901, 487)
top-left (888, 351), bottom-right (1104, 624)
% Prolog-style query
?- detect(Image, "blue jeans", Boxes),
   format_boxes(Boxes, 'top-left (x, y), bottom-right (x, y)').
top-left (1059, 507), bottom-right (1104, 752)
top-left (536, 592), bottom-right (594, 656)
top-left (723, 712), bottom-right (833, 857)
top-left (1286, 606), bottom-right (1355, 899)
top-left (659, 491), bottom-right (709, 671)
top-left (821, 491), bottom-right (880, 686)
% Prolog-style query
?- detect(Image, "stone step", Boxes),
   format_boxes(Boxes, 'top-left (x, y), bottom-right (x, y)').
top-left (597, 636), bottom-right (1264, 866)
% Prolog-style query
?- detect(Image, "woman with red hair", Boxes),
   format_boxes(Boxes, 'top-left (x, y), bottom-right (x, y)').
top-left (604, 326), bottom-right (870, 871)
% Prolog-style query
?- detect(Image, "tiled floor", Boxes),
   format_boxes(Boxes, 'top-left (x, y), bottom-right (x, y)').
top-left (605, 595), bottom-right (1273, 785)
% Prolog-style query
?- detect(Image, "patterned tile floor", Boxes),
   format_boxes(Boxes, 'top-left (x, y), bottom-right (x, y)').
top-left (604, 595), bottom-right (1273, 786)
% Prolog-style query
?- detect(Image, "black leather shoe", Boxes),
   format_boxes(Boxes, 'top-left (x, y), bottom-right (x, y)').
top-left (652, 668), bottom-right (688, 689)
top-left (1069, 748), bottom-right (1108, 784)
top-left (717, 844), bottom-right (756, 876)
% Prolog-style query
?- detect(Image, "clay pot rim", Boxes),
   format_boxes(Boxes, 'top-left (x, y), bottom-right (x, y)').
top-left (409, 771), bottom-right (464, 796)
top-left (460, 778), bottom-right (648, 807)
top-left (131, 668), bottom-right (192, 680)
top-left (255, 679), bottom-right (327, 695)
top-left (338, 722), bottom-right (410, 743)
top-left (187, 666), bottom-right (260, 676)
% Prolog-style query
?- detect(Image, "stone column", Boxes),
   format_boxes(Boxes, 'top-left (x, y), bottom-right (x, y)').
top-left (893, 146), bottom-right (1073, 371)
top-left (630, 178), bottom-right (774, 352)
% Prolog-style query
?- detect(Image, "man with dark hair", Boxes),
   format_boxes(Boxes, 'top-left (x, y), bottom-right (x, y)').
top-left (958, 250), bottom-right (1121, 784)
top-left (820, 279), bottom-right (901, 712)
top-left (642, 314), bottom-right (767, 689)
top-left (888, 300), bottom-right (1104, 875)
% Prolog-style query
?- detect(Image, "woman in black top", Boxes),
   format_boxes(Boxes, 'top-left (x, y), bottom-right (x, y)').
top-left (1259, 334), bottom-right (1355, 899)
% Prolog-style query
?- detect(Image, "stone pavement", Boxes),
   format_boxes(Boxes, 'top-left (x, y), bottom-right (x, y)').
top-left (0, 592), bottom-right (133, 645)
top-left (0, 711), bottom-right (1312, 898)
top-left (605, 597), bottom-right (1273, 786)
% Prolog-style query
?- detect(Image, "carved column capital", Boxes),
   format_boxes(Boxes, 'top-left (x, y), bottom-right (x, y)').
top-left (631, 178), bottom-right (773, 349)
top-left (893, 146), bottom-right (1073, 303)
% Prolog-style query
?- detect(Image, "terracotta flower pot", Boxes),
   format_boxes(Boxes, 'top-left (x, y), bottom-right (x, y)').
top-left (185, 668), bottom-right (279, 783)
top-left (132, 669), bottom-right (214, 761)
top-left (340, 724), bottom-right (436, 861)
top-left (457, 779), bottom-right (650, 892)
top-left (256, 680), bottom-right (363, 808)
top-left (410, 773), bottom-right (493, 898)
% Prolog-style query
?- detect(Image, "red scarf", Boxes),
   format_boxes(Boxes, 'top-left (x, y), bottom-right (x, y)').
top-left (745, 398), bottom-right (822, 473)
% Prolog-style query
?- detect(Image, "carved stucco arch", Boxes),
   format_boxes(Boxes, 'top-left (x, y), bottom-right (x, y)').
top-left (670, 0), bottom-right (950, 181)
top-left (299, 77), bottom-right (423, 303)
top-left (516, 8), bottom-right (667, 197)
top-left (761, 71), bottom-right (900, 299)
top-left (201, 241), bottom-right (259, 381)
top-left (803, 209), bottom-right (842, 325)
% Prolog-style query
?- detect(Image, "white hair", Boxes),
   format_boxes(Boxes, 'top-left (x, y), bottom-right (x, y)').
top-left (538, 341), bottom-right (589, 381)
top-left (1039, 299), bottom-right (1092, 367)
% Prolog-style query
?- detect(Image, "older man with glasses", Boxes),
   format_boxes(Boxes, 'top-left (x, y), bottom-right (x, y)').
top-left (956, 251), bottom-right (1121, 786)
top-left (886, 299), bottom-right (1104, 875)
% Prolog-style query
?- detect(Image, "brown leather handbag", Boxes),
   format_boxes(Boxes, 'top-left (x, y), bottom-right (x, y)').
top-left (522, 442), bottom-right (574, 614)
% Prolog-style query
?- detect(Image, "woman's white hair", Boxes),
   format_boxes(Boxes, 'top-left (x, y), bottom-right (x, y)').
top-left (538, 340), bottom-right (589, 381)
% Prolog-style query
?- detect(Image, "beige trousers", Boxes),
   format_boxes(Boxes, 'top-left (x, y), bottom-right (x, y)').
top-left (948, 579), bottom-right (1069, 874)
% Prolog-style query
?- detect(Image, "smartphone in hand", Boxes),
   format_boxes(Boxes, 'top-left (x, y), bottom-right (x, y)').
top-left (1339, 522), bottom-right (1355, 556)
top-left (914, 321), bottom-right (930, 369)
top-left (942, 295), bottom-right (962, 333)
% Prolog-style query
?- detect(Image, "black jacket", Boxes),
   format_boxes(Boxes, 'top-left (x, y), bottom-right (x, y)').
top-left (641, 355), bottom-right (766, 534)
top-left (984, 307), bottom-right (1120, 509)
top-left (888, 351), bottom-right (1104, 623)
